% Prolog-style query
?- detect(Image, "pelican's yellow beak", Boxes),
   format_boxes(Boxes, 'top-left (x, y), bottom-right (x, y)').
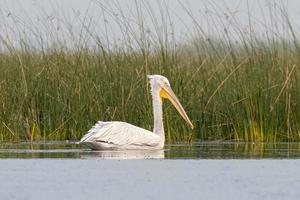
top-left (160, 85), bottom-right (194, 129)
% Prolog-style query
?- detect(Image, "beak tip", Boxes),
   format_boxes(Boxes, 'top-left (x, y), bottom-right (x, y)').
top-left (190, 124), bottom-right (194, 129)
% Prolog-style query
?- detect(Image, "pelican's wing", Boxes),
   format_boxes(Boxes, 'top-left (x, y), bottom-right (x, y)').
top-left (79, 121), bottom-right (160, 147)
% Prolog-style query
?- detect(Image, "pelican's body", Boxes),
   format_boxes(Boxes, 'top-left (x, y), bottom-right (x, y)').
top-left (79, 75), bottom-right (193, 150)
top-left (80, 121), bottom-right (162, 150)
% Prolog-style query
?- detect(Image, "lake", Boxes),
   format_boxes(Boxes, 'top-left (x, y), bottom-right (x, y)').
top-left (1, 142), bottom-right (300, 200)
top-left (1, 141), bottom-right (300, 159)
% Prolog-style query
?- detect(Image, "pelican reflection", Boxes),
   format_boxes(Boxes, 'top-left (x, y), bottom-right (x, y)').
top-left (81, 149), bottom-right (165, 159)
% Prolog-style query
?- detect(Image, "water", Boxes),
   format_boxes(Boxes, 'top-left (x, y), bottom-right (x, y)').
top-left (1, 141), bottom-right (300, 159)
top-left (1, 142), bottom-right (300, 200)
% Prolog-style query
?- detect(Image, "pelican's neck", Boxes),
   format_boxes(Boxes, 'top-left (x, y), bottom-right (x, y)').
top-left (151, 87), bottom-right (165, 145)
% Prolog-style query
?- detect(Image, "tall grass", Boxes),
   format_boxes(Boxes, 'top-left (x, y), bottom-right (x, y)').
top-left (1, 1), bottom-right (300, 142)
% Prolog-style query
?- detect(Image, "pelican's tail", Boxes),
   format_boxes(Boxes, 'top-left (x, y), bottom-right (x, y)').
top-left (79, 121), bottom-right (106, 143)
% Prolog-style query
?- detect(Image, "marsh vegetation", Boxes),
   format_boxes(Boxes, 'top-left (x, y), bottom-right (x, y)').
top-left (1, 1), bottom-right (300, 142)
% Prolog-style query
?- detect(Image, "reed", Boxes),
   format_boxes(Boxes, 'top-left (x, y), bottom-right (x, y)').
top-left (0, 1), bottom-right (300, 142)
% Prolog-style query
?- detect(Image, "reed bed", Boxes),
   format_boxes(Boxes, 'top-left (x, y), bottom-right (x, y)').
top-left (0, 1), bottom-right (300, 142)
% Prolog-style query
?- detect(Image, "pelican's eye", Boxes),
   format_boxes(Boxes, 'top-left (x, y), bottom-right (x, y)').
top-left (164, 80), bottom-right (170, 86)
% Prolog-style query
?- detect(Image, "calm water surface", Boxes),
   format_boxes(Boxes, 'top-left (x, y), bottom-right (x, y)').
top-left (1, 141), bottom-right (300, 159)
top-left (2, 142), bottom-right (300, 200)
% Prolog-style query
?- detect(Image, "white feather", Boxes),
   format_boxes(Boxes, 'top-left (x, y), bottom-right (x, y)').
top-left (80, 121), bottom-right (161, 150)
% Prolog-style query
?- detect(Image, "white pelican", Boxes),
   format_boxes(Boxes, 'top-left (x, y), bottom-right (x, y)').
top-left (79, 74), bottom-right (193, 150)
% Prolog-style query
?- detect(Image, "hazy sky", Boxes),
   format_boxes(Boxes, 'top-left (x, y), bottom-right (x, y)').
top-left (1, 0), bottom-right (300, 49)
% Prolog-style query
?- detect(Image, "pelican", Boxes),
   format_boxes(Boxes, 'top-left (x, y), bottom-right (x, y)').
top-left (79, 74), bottom-right (193, 150)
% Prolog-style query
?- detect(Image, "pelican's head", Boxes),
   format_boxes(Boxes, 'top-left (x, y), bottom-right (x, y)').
top-left (147, 74), bottom-right (194, 129)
